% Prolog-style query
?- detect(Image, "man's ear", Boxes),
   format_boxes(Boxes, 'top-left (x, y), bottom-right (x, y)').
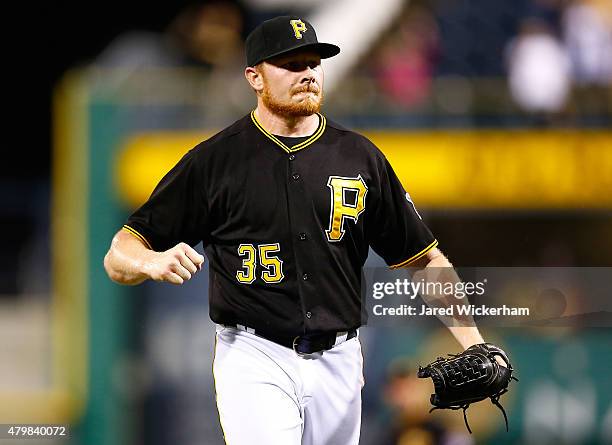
top-left (245, 66), bottom-right (264, 92)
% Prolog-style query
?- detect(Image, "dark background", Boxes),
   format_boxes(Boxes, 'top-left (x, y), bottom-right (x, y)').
top-left (8, 1), bottom-right (247, 180)
top-left (7, 3), bottom-right (179, 180)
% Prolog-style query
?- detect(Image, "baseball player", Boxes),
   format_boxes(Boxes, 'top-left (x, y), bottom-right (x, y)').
top-left (104, 16), bottom-right (492, 445)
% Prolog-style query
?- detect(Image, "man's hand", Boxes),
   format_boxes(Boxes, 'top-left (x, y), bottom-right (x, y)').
top-left (104, 230), bottom-right (205, 286)
top-left (143, 242), bottom-right (205, 285)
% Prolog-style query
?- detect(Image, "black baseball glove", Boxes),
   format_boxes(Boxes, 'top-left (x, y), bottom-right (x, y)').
top-left (417, 343), bottom-right (518, 433)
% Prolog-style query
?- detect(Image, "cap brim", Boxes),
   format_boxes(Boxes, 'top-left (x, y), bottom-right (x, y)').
top-left (306, 42), bottom-right (341, 59)
top-left (254, 42), bottom-right (340, 66)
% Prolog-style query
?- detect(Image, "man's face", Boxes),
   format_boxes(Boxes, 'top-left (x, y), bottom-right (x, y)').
top-left (257, 50), bottom-right (324, 117)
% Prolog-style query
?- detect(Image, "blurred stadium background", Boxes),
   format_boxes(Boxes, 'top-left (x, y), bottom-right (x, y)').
top-left (2, 0), bottom-right (611, 444)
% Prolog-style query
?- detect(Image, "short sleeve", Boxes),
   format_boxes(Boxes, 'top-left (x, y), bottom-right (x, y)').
top-left (368, 156), bottom-right (437, 268)
top-left (123, 149), bottom-right (206, 251)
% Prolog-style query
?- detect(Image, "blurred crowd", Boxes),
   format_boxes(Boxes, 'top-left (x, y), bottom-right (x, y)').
top-left (97, 1), bottom-right (245, 71)
top-left (86, 0), bottom-right (612, 127)
top-left (366, 0), bottom-right (612, 124)
top-left (507, 0), bottom-right (611, 121)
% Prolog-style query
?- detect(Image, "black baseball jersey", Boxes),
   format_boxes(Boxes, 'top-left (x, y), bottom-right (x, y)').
top-left (124, 112), bottom-right (437, 337)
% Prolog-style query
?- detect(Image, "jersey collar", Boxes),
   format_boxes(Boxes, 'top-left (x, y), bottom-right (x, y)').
top-left (250, 110), bottom-right (326, 153)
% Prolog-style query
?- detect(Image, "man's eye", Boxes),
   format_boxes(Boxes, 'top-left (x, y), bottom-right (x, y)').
top-left (282, 60), bottom-right (320, 71)
top-left (284, 62), bottom-right (304, 71)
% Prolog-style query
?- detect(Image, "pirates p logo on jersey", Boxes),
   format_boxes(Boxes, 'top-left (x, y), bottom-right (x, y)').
top-left (326, 175), bottom-right (368, 242)
top-left (290, 19), bottom-right (307, 39)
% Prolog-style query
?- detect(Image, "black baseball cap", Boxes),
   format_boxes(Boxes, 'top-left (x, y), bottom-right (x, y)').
top-left (245, 16), bottom-right (340, 67)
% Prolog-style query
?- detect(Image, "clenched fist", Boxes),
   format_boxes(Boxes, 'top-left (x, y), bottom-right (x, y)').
top-left (143, 242), bottom-right (205, 284)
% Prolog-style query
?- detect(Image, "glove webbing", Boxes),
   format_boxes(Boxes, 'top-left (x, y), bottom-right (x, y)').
top-left (429, 384), bottom-right (516, 434)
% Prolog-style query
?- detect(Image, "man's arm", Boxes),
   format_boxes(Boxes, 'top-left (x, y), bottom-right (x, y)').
top-left (410, 247), bottom-right (485, 350)
top-left (104, 229), bottom-right (205, 286)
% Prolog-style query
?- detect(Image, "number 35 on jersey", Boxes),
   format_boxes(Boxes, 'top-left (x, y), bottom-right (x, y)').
top-left (236, 243), bottom-right (284, 284)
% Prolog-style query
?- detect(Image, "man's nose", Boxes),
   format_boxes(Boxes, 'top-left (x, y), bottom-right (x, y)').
top-left (301, 68), bottom-right (316, 83)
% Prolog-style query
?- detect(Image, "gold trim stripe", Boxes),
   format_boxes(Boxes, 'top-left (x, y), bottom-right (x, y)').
top-left (250, 111), bottom-right (326, 153)
top-left (389, 239), bottom-right (439, 269)
top-left (250, 112), bottom-right (285, 150)
top-left (122, 225), bottom-right (153, 250)
top-left (291, 114), bottom-right (326, 149)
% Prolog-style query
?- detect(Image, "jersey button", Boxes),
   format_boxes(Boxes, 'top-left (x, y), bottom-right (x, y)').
top-left (292, 173), bottom-right (300, 180)
top-left (289, 154), bottom-right (296, 161)
top-left (306, 311), bottom-right (312, 319)
top-left (299, 232), bottom-right (307, 240)
top-left (302, 273), bottom-right (309, 281)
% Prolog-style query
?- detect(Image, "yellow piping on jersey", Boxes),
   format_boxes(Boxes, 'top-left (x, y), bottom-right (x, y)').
top-left (250, 110), bottom-right (326, 153)
top-left (389, 239), bottom-right (439, 269)
top-left (122, 224), bottom-right (153, 250)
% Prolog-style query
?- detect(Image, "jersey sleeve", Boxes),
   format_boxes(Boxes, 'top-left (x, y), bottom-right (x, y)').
top-left (123, 149), bottom-right (206, 251)
top-left (368, 155), bottom-right (437, 268)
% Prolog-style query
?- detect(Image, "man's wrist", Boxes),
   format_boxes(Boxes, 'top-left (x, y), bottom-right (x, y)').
top-left (448, 326), bottom-right (485, 350)
top-left (139, 250), bottom-right (160, 280)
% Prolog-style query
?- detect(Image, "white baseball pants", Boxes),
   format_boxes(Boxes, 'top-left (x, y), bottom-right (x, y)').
top-left (213, 325), bottom-right (364, 445)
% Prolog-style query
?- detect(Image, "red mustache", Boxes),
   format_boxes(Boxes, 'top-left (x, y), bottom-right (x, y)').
top-left (292, 84), bottom-right (320, 94)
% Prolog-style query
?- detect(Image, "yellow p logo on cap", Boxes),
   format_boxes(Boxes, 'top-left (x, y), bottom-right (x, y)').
top-left (290, 19), bottom-right (307, 39)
